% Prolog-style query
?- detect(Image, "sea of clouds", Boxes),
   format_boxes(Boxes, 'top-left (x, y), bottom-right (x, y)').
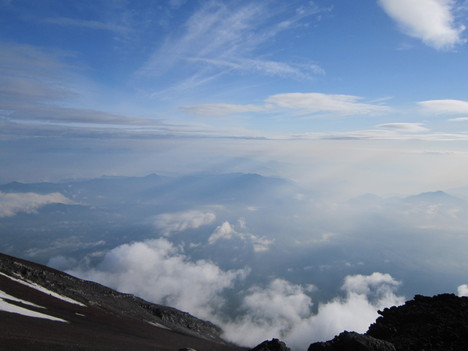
top-left (69, 237), bottom-right (405, 349)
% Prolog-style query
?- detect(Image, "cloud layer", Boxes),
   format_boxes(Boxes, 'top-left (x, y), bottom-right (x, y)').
top-left (0, 192), bottom-right (72, 217)
top-left (222, 272), bottom-right (404, 349)
top-left (69, 236), bottom-right (404, 350)
top-left (69, 238), bottom-right (248, 318)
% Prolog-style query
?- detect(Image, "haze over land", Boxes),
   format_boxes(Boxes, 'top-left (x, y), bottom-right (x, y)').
top-left (1, 1), bottom-right (468, 350)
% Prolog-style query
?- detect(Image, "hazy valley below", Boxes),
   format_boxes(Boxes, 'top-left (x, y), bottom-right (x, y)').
top-left (2, 173), bottom-right (468, 349)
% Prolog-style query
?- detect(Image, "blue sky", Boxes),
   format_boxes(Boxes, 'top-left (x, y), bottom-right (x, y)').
top-left (1, 0), bottom-right (468, 196)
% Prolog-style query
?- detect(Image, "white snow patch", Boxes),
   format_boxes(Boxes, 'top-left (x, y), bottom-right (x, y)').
top-left (0, 272), bottom-right (86, 307)
top-left (0, 290), bottom-right (68, 322)
top-left (0, 290), bottom-right (45, 309)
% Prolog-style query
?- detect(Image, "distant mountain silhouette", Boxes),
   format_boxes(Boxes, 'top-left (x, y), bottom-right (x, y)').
top-left (0, 173), bottom-right (293, 208)
top-left (403, 190), bottom-right (465, 204)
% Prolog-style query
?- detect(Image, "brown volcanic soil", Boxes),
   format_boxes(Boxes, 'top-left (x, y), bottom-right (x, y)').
top-left (0, 254), bottom-right (246, 351)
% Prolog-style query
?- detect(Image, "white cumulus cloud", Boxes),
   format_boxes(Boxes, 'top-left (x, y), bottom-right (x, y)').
top-left (378, 0), bottom-right (464, 50)
top-left (69, 238), bottom-right (403, 351)
top-left (153, 210), bottom-right (216, 236)
top-left (0, 192), bottom-right (72, 217)
top-left (208, 220), bottom-right (274, 252)
top-left (457, 284), bottom-right (468, 296)
top-left (69, 238), bottom-right (248, 319)
top-left (220, 272), bottom-right (404, 350)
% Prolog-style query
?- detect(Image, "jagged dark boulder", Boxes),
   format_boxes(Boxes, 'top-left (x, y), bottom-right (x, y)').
top-left (307, 294), bottom-right (468, 351)
top-left (367, 294), bottom-right (468, 351)
top-left (308, 331), bottom-right (396, 351)
top-left (249, 338), bottom-right (290, 351)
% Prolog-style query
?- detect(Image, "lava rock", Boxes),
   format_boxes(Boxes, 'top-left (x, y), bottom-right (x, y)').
top-left (249, 338), bottom-right (291, 351)
top-left (367, 294), bottom-right (468, 351)
top-left (308, 331), bottom-right (396, 351)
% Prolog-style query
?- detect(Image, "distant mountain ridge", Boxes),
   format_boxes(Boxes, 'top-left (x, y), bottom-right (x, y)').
top-left (0, 173), bottom-right (291, 204)
top-left (403, 190), bottom-right (465, 204)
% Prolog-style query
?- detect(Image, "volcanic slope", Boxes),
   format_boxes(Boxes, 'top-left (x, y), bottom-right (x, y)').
top-left (0, 252), bottom-right (246, 351)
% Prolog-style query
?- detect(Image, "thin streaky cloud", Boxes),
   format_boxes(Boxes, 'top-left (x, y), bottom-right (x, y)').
top-left (136, 1), bottom-right (328, 96)
top-left (266, 93), bottom-right (391, 116)
top-left (188, 57), bottom-right (324, 80)
top-left (182, 92), bottom-right (390, 118)
top-left (377, 123), bottom-right (428, 132)
top-left (293, 129), bottom-right (468, 142)
top-left (181, 103), bottom-right (265, 117)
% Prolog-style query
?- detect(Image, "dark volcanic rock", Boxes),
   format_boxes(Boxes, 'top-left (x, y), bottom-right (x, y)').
top-left (249, 338), bottom-right (290, 351)
top-left (367, 294), bottom-right (468, 351)
top-left (308, 331), bottom-right (396, 351)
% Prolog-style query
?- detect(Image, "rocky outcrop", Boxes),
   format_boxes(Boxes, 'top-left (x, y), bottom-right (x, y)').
top-left (367, 294), bottom-right (468, 351)
top-left (253, 294), bottom-right (468, 351)
top-left (249, 338), bottom-right (291, 351)
top-left (308, 331), bottom-right (395, 351)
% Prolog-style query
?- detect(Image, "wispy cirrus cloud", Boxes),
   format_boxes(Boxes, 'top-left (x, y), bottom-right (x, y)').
top-left (378, 0), bottom-right (465, 50)
top-left (188, 57), bottom-right (325, 80)
top-left (137, 1), bottom-right (329, 94)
